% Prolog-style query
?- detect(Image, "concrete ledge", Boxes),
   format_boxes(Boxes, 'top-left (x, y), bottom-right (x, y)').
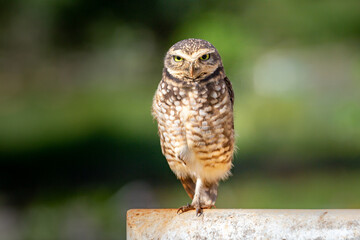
top-left (127, 209), bottom-right (360, 240)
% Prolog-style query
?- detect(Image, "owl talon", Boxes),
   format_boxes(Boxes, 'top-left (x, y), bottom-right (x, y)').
top-left (196, 207), bottom-right (203, 217)
top-left (177, 201), bottom-right (216, 215)
top-left (177, 203), bottom-right (194, 214)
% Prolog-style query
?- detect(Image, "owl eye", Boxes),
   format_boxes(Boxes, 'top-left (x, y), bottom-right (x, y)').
top-left (173, 56), bottom-right (183, 62)
top-left (199, 54), bottom-right (210, 61)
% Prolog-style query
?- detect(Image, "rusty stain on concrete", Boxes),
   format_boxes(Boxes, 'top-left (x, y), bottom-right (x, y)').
top-left (127, 209), bottom-right (360, 240)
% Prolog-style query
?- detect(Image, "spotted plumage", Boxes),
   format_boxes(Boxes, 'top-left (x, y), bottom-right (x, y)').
top-left (152, 38), bottom-right (234, 216)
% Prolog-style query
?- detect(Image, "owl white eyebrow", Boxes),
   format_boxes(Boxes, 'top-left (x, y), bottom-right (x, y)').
top-left (172, 49), bottom-right (216, 61)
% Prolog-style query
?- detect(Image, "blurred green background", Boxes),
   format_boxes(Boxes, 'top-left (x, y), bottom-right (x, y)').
top-left (0, 0), bottom-right (360, 239)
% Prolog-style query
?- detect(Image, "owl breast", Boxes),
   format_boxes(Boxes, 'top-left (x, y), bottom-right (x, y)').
top-left (152, 78), bottom-right (234, 183)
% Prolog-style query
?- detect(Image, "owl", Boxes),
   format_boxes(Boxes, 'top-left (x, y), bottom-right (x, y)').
top-left (152, 38), bottom-right (234, 216)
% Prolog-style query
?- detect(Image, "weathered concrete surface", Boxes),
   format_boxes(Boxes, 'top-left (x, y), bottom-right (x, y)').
top-left (127, 209), bottom-right (360, 240)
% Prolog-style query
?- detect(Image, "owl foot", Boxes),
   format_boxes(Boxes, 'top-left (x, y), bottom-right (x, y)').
top-left (177, 203), bottom-right (194, 215)
top-left (177, 204), bottom-right (215, 216)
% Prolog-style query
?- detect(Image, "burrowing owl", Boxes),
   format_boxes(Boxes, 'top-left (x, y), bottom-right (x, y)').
top-left (152, 38), bottom-right (234, 216)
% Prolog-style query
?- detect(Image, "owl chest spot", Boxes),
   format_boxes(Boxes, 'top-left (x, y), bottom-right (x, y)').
top-left (177, 90), bottom-right (209, 141)
top-left (178, 91), bottom-right (202, 123)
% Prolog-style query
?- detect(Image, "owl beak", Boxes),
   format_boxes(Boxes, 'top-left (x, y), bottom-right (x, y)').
top-left (189, 63), bottom-right (195, 78)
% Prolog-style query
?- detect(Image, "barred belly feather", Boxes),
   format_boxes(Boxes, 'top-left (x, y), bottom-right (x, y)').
top-left (152, 68), bottom-right (234, 183)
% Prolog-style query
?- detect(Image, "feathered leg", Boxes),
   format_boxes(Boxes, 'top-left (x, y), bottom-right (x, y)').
top-left (177, 178), bottom-right (218, 216)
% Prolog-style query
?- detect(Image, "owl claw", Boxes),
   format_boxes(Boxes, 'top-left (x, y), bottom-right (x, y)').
top-left (196, 207), bottom-right (203, 217)
top-left (177, 204), bottom-right (214, 216)
top-left (177, 203), bottom-right (194, 214)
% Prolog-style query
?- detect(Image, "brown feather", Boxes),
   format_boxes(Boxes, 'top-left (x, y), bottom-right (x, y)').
top-left (180, 177), bottom-right (196, 199)
top-left (224, 76), bottom-right (234, 107)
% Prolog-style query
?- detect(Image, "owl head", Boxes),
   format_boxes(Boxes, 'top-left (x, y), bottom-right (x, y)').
top-left (164, 38), bottom-right (223, 81)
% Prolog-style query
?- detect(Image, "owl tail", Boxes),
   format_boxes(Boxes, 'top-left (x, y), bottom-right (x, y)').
top-left (180, 177), bottom-right (196, 199)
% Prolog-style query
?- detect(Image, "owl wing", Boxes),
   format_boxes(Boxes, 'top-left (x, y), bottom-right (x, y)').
top-left (224, 76), bottom-right (234, 107)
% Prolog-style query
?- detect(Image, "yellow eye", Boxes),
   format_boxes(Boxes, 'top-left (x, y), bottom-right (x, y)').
top-left (173, 56), bottom-right (183, 62)
top-left (199, 54), bottom-right (210, 61)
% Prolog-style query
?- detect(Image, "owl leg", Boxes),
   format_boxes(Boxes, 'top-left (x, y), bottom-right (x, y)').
top-left (177, 178), bottom-right (218, 216)
top-left (176, 178), bottom-right (196, 214)
top-left (192, 178), bottom-right (218, 216)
